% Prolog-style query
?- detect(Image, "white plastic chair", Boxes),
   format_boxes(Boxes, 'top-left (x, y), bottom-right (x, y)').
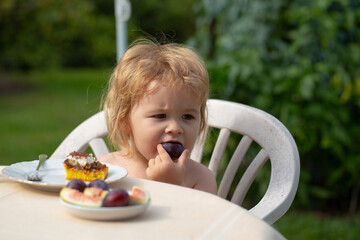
top-left (50, 99), bottom-right (300, 224)
top-left (191, 99), bottom-right (300, 224)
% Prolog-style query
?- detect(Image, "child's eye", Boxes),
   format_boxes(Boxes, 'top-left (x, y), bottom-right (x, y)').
top-left (153, 114), bottom-right (166, 119)
top-left (182, 114), bottom-right (195, 120)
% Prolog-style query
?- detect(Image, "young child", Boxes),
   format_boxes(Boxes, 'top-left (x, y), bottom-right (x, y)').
top-left (100, 39), bottom-right (217, 194)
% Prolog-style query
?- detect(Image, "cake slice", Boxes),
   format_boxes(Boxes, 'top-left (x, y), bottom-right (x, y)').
top-left (63, 152), bottom-right (108, 181)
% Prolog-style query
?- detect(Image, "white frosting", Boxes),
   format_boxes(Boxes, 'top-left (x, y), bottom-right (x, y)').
top-left (66, 153), bottom-right (96, 167)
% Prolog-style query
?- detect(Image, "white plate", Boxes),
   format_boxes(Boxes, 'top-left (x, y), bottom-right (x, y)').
top-left (60, 198), bottom-right (151, 221)
top-left (1, 159), bottom-right (127, 192)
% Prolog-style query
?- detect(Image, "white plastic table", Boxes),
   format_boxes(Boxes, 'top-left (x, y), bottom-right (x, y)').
top-left (0, 166), bottom-right (286, 240)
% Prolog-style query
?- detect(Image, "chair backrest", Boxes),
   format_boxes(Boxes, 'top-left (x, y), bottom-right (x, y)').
top-left (191, 99), bottom-right (300, 224)
top-left (50, 99), bottom-right (300, 224)
top-left (50, 111), bottom-right (109, 160)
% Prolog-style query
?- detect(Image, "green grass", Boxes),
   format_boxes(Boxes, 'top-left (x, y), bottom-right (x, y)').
top-left (0, 68), bottom-right (113, 165)
top-left (274, 210), bottom-right (360, 239)
top-left (1, 68), bottom-right (359, 238)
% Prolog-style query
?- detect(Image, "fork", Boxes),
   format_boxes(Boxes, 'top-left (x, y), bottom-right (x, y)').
top-left (27, 154), bottom-right (48, 181)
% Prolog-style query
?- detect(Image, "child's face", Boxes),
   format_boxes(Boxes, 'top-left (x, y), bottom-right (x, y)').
top-left (128, 82), bottom-right (201, 161)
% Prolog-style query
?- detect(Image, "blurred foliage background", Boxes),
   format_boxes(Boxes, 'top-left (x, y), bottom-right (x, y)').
top-left (189, 0), bottom-right (360, 216)
top-left (1, 0), bottom-right (360, 232)
top-left (0, 0), bottom-right (197, 70)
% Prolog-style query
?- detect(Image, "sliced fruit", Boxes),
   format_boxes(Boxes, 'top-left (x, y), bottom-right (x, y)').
top-left (84, 187), bottom-right (108, 199)
top-left (129, 186), bottom-right (150, 205)
top-left (60, 187), bottom-right (104, 207)
top-left (60, 186), bottom-right (150, 208)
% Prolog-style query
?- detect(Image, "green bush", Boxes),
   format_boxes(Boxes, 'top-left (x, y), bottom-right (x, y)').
top-left (189, 0), bottom-right (360, 213)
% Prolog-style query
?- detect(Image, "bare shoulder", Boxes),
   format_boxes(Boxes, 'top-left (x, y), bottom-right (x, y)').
top-left (186, 160), bottom-right (218, 195)
top-left (99, 152), bottom-right (124, 166)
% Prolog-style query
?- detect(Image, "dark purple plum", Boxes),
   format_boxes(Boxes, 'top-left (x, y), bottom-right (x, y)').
top-left (102, 189), bottom-right (129, 207)
top-left (161, 142), bottom-right (184, 160)
top-left (88, 179), bottom-right (109, 190)
top-left (66, 179), bottom-right (87, 192)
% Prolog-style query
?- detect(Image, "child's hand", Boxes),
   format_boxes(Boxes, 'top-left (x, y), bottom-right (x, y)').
top-left (145, 144), bottom-right (188, 186)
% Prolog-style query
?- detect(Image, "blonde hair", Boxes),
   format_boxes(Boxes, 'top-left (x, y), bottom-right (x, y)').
top-left (103, 39), bottom-right (209, 154)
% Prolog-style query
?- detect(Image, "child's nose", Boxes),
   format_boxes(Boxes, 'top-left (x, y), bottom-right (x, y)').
top-left (165, 120), bottom-right (183, 134)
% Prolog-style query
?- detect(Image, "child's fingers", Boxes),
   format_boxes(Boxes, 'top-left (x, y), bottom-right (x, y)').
top-left (157, 144), bottom-right (170, 162)
top-left (148, 158), bottom-right (155, 167)
top-left (178, 149), bottom-right (189, 167)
